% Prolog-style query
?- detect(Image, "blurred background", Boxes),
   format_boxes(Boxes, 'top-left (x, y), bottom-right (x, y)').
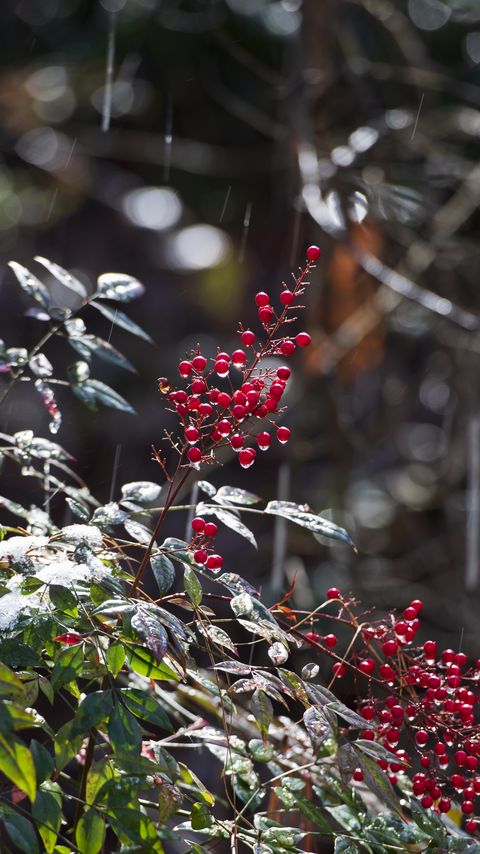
top-left (2, 0), bottom-right (480, 652)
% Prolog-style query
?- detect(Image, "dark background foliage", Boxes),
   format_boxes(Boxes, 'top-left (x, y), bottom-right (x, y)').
top-left (2, 0), bottom-right (480, 652)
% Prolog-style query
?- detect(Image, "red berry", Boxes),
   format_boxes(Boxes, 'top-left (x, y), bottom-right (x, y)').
top-left (206, 554), bottom-right (223, 570)
top-left (456, 652), bottom-right (468, 667)
top-left (277, 366), bottom-right (291, 381)
top-left (238, 448), bottom-right (256, 469)
top-left (280, 339), bottom-right (295, 356)
top-left (178, 360), bottom-right (193, 377)
top-left (463, 801), bottom-right (475, 815)
top-left (192, 355), bottom-right (207, 371)
top-left (327, 587), bottom-right (341, 600)
top-left (413, 729), bottom-right (427, 745)
top-left (187, 447), bottom-right (202, 464)
top-left (403, 606), bottom-right (417, 621)
top-left (420, 757), bottom-right (431, 768)
top-left (361, 706), bottom-right (375, 721)
top-left (255, 291), bottom-right (270, 307)
top-left (232, 404), bottom-right (246, 421)
top-left (434, 743), bottom-right (446, 756)
top-left (276, 426), bottom-right (291, 444)
top-left (442, 648), bottom-right (455, 663)
top-left (421, 795), bottom-right (433, 809)
top-left (456, 751), bottom-right (468, 766)
top-left (230, 434), bottom-right (244, 450)
top-left (257, 432), bottom-right (271, 451)
top-left (295, 332), bottom-right (311, 347)
top-left (194, 549), bottom-right (207, 564)
top-left (439, 798), bottom-right (451, 813)
top-left (185, 426), bottom-right (199, 444)
top-left (466, 820), bottom-right (478, 833)
top-left (359, 658), bottom-right (375, 675)
top-left (382, 640), bottom-right (398, 657)
top-left (204, 522), bottom-right (218, 538)
top-left (353, 769), bottom-right (363, 782)
top-left (280, 289), bottom-right (294, 305)
top-left (306, 245), bottom-right (321, 261)
top-left (215, 360), bottom-right (230, 377)
top-left (410, 599), bottom-right (423, 612)
top-left (423, 640), bottom-right (436, 658)
top-left (324, 633), bottom-right (337, 648)
top-left (305, 631), bottom-right (319, 643)
top-left (332, 662), bottom-right (346, 678)
top-left (217, 392), bottom-right (231, 408)
top-left (217, 419), bottom-right (232, 436)
top-left (379, 664), bottom-right (396, 681)
top-left (191, 378), bottom-right (206, 395)
top-left (241, 330), bottom-right (255, 346)
top-left (191, 517), bottom-right (205, 533)
top-left (258, 305), bottom-right (274, 323)
top-left (198, 402), bottom-right (213, 417)
top-left (232, 349), bottom-right (246, 367)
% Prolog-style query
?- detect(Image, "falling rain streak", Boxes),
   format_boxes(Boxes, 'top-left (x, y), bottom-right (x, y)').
top-left (239, 201), bottom-right (252, 262)
top-left (219, 185), bottom-right (231, 223)
top-left (102, 12), bottom-right (117, 132)
top-left (164, 95), bottom-right (173, 182)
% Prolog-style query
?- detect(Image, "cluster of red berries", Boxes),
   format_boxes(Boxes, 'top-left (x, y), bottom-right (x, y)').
top-left (303, 589), bottom-right (480, 833)
top-left (189, 516), bottom-right (223, 571)
top-left (163, 246), bottom-right (321, 470)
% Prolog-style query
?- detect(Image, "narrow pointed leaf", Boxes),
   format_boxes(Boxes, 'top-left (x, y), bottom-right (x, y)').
top-left (34, 257), bottom-right (87, 298)
top-left (265, 500), bottom-right (355, 548)
top-left (91, 300), bottom-right (154, 343)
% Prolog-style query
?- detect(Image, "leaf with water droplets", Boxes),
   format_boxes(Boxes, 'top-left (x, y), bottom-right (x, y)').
top-left (265, 501), bottom-right (355, 549)
top-left (29, 353), bottom-right (53, 378)
top-left (67, 334), bottom-right (136, 373)
top-left (71, 379), bottom-right (135, 414)
top-left (34, 257), bottom-right (87, 298)
top-left (150, 553), bottom-right (175, 596)
top-left (303, 705), bottom-right (333, 749)
top-left (251, 689), bottom-right (272, 741)
top-left (121, 481), bottom-right (161, 504)
top-left (131, 607), bottom-right (168, 663)
top-left (214, 486), bottom-right (261, 506)
top-left (8, 262), bottom-right (50, 308)
top-left (96, 273), bottom-right (145, 302)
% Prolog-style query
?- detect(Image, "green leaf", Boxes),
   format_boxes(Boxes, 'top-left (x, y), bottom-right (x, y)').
top-left (265, 500), bottom-right (355, 548)
top-left (108, 702), bottom-right (142, 754)
top-left (125, 644), bottom-right (180, 681)
top-left (48, 583), bottom-right (78, 614)
top-left (0, 640), bottom-right (42, 668)
top-left (353, 748), bottom-right (401, 814)
top-left (76, 808), bottom-right (106, 854)
top-left (251, 689), bottom-right (272, 742)
top-left (0, 662), bottom-right (26, 699)
top-left (68, 333), bottom-right (136, 373)
top-left (31, 740), bottom-right (55, 784)
top-left (106, 641), bottom-right (126, 677)
top-left (198, 505), bottom-right (257, 549)
top-left (91, 300), bottom-right (154, 343)
top-left (0, 733), bottom-right (36, 801)
top-left (71, 378), bottom-right (135, 414)
top-left (213, 486), bottom-right (261, 505)
top-left (295, 794), bottom-right (332, 832)
top-left (55, 719), bottom-right (84, 771)
top-left (96, 272), bottom-right (145, 302)
top-left (184, 567), bottom-right (202, 607)
top-left (120, 688), bottom-right (171, 730)
top-left (197, 623), bottom-right (237, 654)
top-left (51, 643), bottom-right (84, 692)
top-left (34, 257), bottom-right (87, 298)
top-left (9, 261), bottom-right (50, 308)
top-left (1, 807), bottom-right (39, 854)
top-left (151, 552), bottom-right (175, 596)
top-left (334, 838), bottom-right (361, 853)
top-left (32, 788), bottom-right (61, 853)
top-left (108, 807), bottom-right (164, 851)
top-left (191, 802), bottom-right (213, 830)
top-left (410, 798), bottom-right (446, 841)
top-left (76, 690), bottom-right (113, 731)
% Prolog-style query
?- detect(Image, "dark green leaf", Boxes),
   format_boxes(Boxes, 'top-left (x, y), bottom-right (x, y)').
top-left (106, 641), bottom-right (125, 677)
top-left (1, 807), bottom-right (39, 854)
top-left (410, 798), bottom-right (446, 841)
top-left (334, 838), bottom-right (361, 853)
top-left (191, 802), bottom-right (213, 830)
top-left (0, 640), bottom-right (42, 667)
top-left (91, 300), bottom-right (154, 343)
top-left (353, 749), bottom-right (401, 814)
top-left (265, 500), bottom-right (355, 548)
top-left (32, 788), bottom-right (61, 853)
top-left (151, 552), bottom-right (175, 595)
top-left (0, 733), bottom-right (36, 801)
top-left (303, 705), bottom-right (333, 749)
top-left (107, 807), bottom-right (163, 850)
top-left (34, 257), bottom-right (87, 298)
top-left (55, 720), bottom-right (84, 771)
top-left (251, 689), bottom-right (272, 742)
top-left (184, 566), bottom-right (202, 607)
top-left (48, 584), bottom-right (78, 613)
top-left (51, 643), bottom-right (84, 692)
top-left (31, 740), bottom-right (55, 784)
top-left (68, 333), bottom-right (136, 373)
top-left (71, 378), bottom-right (135, 414)
top-left (295, 794), bottom-right (332, 832)
top-left (120, 688), bottom-right (171, 730)
top-left (108, 702), bottom-right (142, 754)
top-left (76, 690), bottom-right (113, 731)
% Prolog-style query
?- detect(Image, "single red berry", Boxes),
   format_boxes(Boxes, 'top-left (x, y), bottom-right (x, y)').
top-left (204, 522), bottom-right (218, 538)
top-left (185, 426), bottom-right (200, 444)
top-left (280, 339), bottom-right (296, 356)
top-left (232, 349), bottom-right (246, 367)
top-left (421, 795), bottom-right (433, 809)
top-left (280, 289), bottom-right (294, 305)
top-left (452, 774), bottom-right (466, 789)
top-left (258, 305), bottom-right (274, 323)
top-left (206, 554), bottom-right (223, 570)
top-left (238, 448), bottom-right (256, 469)
top-left (215, 359), bottom-right (230, 377)
top-left (332, 662), bottom-right (346, 678)
top-left (439, 798), bottom-right (451, 814)
top-left (277, 366), bottom-right (291, 382)
top-left (466, 820), bottom-right (478, 833)
top-left (270, 381), bottom-right (285, 399)
top-left (420, 757), bottom-right (431, 768)
top-left (352, 769), bottom-right (364, 782)
top-left (382, 640), bottom-right (398, 657)
top-left (361, 706), bottom-right (375, 721)
top-left (173, 390), bottom-right (188, 403)
top-left (194, 549), bottom-right (207, 564)
top-left (306, 245), bottom-right (321, 261)
top-left (463, 801), bottom-right (475, 815)
top-left (410, 599), bottom-right (423, 612)
top-left (324, 633), bottom-right (337, 648)
top-left (442, 648), bottom-right (455, 663)
top-left (257, 432), bottom-right (271, 451)
top-left (187, 447), bottom-right (202, 464)
top-left (276, 426), bottom-right (291, 444)
top-left (217, 391), bottom-right (231, 408)
top-left (233, 390), bottom-right (247, 405)
top-left (255, 291), bottom-right (270, 307)
top-left (423, 640), bottom-right (436, 658)
top-left (379, 664), bottom-right (396, 681)
top-left (361, 729), bottom-right (375, 741)
top-left (455, 751), bottom-right (468, 767)
top-left (327, 587), bottom-right (341, 600)
top-left (178, 360), bottom-right (193, 377)
top-left (359, 658), bottom-right (375, 675)
top-left (198, 402), bottom-right (213, 418)
top-left (230, 434), bottom-right (244, 450)
top-left (241, 330), bottom-right (255, 346)
top-left (191, 517), bottom-right (205, 533)
top-left (456, 652), bottom-right (468, 667)
top-left (232, 404), bottom-right (246, 421)
top-left (305, 631), bottom-right (319, 643)
top-left (192, 355), bottom-right (207, 371)
top-left (217, 419), bottom-right (232, 437)
top-left (191, 378), bottom-right (206, 395)
top-left (53, 633), bottom-right (82, 644)
top-left (434, 743), bottom-right (446, 756)
top-left (295, 332), bottom-right (311, 347)
top-left (403, 606), bottom-right (417, 621)
top-left (468, 757), bottom-right (479, 771)
top-left (264, 397), bottom-right (277, 413)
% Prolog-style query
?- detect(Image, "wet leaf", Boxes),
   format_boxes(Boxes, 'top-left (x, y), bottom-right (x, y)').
top-left (184, 567), bottom-right (202, 607)
top-left (34, 257), bottom-right (87, 298)
top-left (71, 379), bottom-right (135, 414)
top-left (151, 552), bottom-right (175, 595)
top-left (91, 300), bottom-right (154, 343)
top-left (251, 689), bottom-right (272, 741)
top-left (96, 272), bottom-right (145, 302)
top-left (9, 262), bottom-right (50, 308)
top-left (265, 500), bottom-right (355, 548)
top-left (68, 333), bottom-right (136, 373)
top-left (131, 607), bottom-right (168, 663)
